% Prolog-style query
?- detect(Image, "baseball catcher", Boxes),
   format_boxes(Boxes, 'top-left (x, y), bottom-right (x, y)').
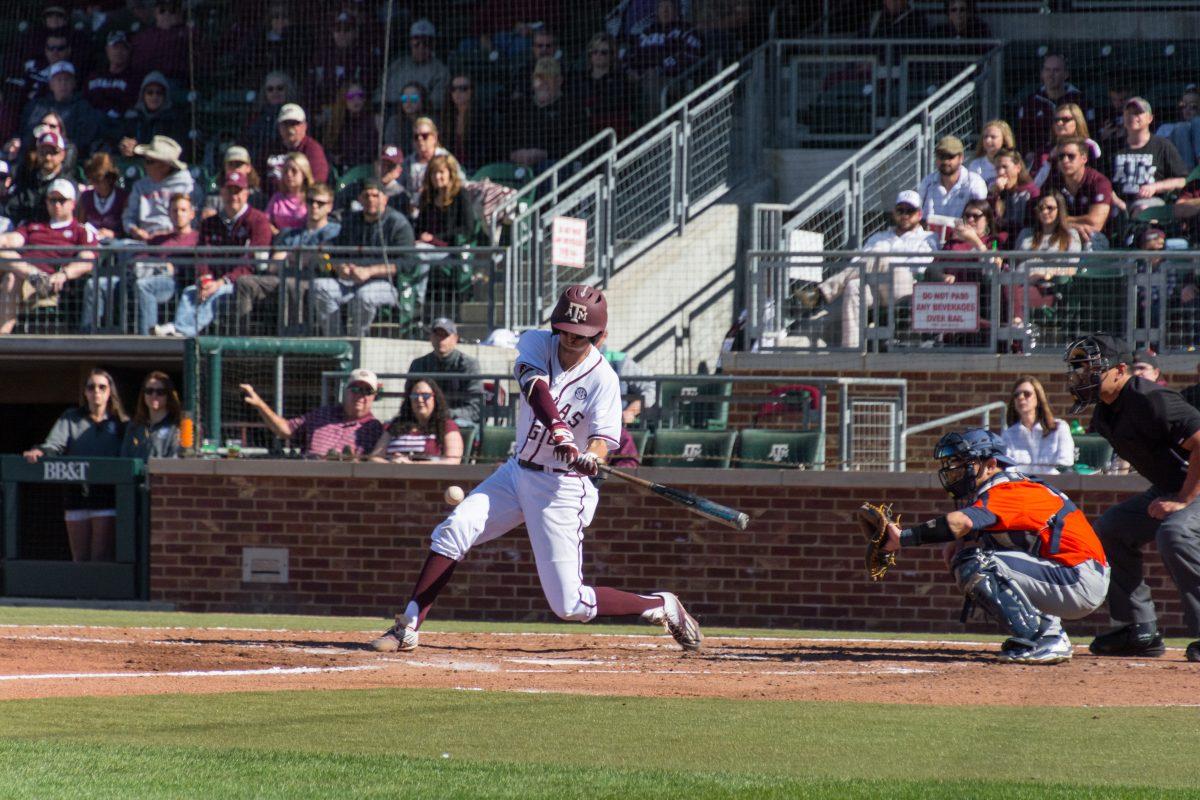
top-left (868, 428), bottom-right (1109, 664)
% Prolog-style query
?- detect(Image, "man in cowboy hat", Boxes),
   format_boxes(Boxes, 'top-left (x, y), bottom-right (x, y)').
top-left (121, 134), bottom-right (197, 242)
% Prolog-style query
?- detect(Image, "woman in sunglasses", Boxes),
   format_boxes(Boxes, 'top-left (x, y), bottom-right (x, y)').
top-left (323, 82), bottom-right (379, 170)
top-left (383, 82), bottom-right (429, 152)
top-left (23, 368), bottom-right (127, 561)
top-left (369, 378), bottom-right (463, 464)
top-left (1000, 375), bottom-right (1074, 474)
top-left (116, 72), bottom-right (187, 158)
top-left (1030, 103), bottom-right (1101, 188)
top-left (120, 370), bottom-right (182, 458)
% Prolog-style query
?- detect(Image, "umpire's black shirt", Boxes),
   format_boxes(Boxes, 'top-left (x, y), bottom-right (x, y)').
top-left (1090, 376), bottom-right (1200, 494)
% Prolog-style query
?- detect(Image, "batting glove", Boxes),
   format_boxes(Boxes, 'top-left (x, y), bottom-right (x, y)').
top-left (550, 422), bottom-right (580, 464)
top-left (571, 452), bottom-right (600, 477)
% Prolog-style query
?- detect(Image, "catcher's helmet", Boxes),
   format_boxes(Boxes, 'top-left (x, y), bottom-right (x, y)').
top-left (1063, 334), bottom-right (1129, 414)
top-left (934, 428), bottom-right (1014, 500)
top-left (550, 284), bottom-right (607, 339)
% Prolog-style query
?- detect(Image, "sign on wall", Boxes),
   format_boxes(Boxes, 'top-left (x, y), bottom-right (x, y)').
top-left (911, 283), bottom-right (980, 333)
top-left (551, 216), bottom-right (588, 269)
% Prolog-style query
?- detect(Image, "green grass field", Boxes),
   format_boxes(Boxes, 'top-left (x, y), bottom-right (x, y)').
top-left (2, 607), bottom-right (1197, 799)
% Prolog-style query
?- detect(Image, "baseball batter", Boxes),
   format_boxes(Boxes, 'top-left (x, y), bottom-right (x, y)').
top-left (371, 284), bottom-right (702, 653)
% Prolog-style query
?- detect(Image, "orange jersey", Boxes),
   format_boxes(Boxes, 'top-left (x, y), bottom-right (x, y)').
top-left (971, 479), bottom-right (1107, 567)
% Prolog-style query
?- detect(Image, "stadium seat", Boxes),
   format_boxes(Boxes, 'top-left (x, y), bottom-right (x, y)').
top-left (335, 164), bottom-right (375, 194)
top-left (471, 162), bottom-right (533, 190)
top-left (458, 424), bottom-right (477, 462)
top-left (737, 429), bottom-right (824, 469)
top-left (1073, 434), bottom-right (1113, 474)
top-left (477, 425), bottom-right (517, 464)
top-left (755, 384), bottom-right (821, 429)
top-left (630, 429), bottom-right (650, 461)
top-left (657, 380), bottom-right (732, 430)
top-left (644, 430), bottom-right (737, 468)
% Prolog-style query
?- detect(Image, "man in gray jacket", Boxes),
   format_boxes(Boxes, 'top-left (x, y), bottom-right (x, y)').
top-left (121, 135), bottom-right (196, 241)
top-left (407, 317), bottom-right (482, 428)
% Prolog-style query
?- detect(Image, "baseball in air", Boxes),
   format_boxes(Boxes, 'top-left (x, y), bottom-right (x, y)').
top-left (444, 485), bottom-right (465, 505)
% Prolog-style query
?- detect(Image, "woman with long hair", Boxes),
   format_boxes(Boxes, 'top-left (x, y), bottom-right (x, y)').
top-left (76, 152), bottom-right (128, 241)
top-left (967, 120), bottom-right (1015, 185)
top-left (441, 73), bottom-right (491, 173)
top-left (1001, 375), bottom-right (1075, 474)
top-left (417, 153), bottom-right (476, 246)
top-left (265, 151), bottom-right (314, 232)
top-left (369, 378), bottom-right (464, 464)
top-left (1031, 103), bottom-right (1101, 187)
top-left (323, 82), bottom-right (379, 170)
top-left (579, 32), bottom-right (633, 139)
top-left (988, 147), bottom-right (1039, 245)
top-left (1017, 193), bottom-right (1082, 276)
top-left (383, 81), bottom-right (429, 152)
top-left (23, 368), bottom-right (128, 561)
top-left (120, 370), bottom-right (182, 458)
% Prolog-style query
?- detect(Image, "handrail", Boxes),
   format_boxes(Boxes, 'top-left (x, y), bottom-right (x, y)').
top-left (898, 401), bottom-right (1007, 471)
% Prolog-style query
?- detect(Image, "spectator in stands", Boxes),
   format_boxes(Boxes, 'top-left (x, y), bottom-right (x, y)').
top-left (127, 192), bottom-right (199, 336)
top-left (240, 368), bottom-right (385, 459)
top-left (202, 145), bottom-right (266, 218)
top-left (382, 81), bottom-right (429, 150)
top-left (1132, 350), bottom-right (1166, 386)
top-left (84, 31), bottom-right (140, 125)
top-left (578, 33), bottom-right (634, 139)
top-left (1157, 89), bottom-right (1200, 171)
top-left (508, 27), bottom-right (561, 106)
top-left (597, 330), bottom-right (657, 426)
top-left (323, 82), bottom-right (379, 171)
top-left (122, 135), bottom-right (194, 241)
top-left (1096, 83), bottom-right (1133, 154)
top-left (862, 0), bottom-right (930, 38)
top-left (22, 62), bottom-right (101, 154)
top-left (1016, 54), bottom-right (1093, 161)
top-left (1045, 136), bottom-right (1113, 249)
top-left (0, 179), bottom-right (97, 334)
top-left (442, 74), bottom-right (492, 174)
top-left (153, 171), bottom-right (271, 337)
top-left (23, 367), bottom-right (127, 562)
top-left (6, 130), bottom-right (72, 225)
top-left (368, 378), bottom-right (464, 464)
top-left (0, 162), bottom-right (12, 230)
top-left (1001, 375), bottom-right (1074, 475)
top-left (417, 154), bottom-right (476, 246)
top-left (3, 109), bottom-right (75, 177)
top-left (374, 144), bottom-right (411, 214)
top-left (311, 179), bottom-right (415, 337)
top-left (115, 72), bottom-right (187, 157)
top-left (16, 5), bottom-right (82, 67)
top-left (237, 3), bottom-right (300, 76)
top-left (966, 120), bottom-right (1013, 185)
top-left (1030, 103), bottom-right (1100, 189)
top-left (17, 31), bottom-right (74, 104)
top-left (271, 103), bottom-right (330, 186)
top-left (917, 135), bottom-right (987, 240)
top-left (937, 199), bottom-right (998, 276)
top-left (130, 0), bottom-right (188, 82)
top-left (1016, 194), bottom-right (1082, 278)
top-left (407, 317), bottom-right (483, 429)
top-left (243, 71), bottom-right (298, 173)
top-left (987, 148), bottom-right (1038, 245)
top-left (308, 10), bottom-right (381, 114)
top-left (626, 0), bottom-right (704, 116)
top-left (506, 58), bottom-right (582, 170)
top-left (936, 0), bottom-right (990, 39)
top-left (120, 370), bottom-right (182, 459)
top-left (611, 0), bottom-right (674, 41)
top-left (265, 152), bottom-right (313, 233)
top-left (696, 0), bottom-right (756, 61)
top-left (238, 182), bottom-right (341, 331)
top-left (796, 190), bottom-right (938, 348)
top-left (383, 19), bottom-right (449, 113)
top-left (76, 152), bottom-right (127, 241)
top-left (402, 118), bottom-right (465, 209)
top-left (1108, 97), bottom-right (1188, 218)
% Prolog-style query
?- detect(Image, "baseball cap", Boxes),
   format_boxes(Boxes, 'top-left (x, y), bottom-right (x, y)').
top-left (43, 5), bottom-right (67, 16)
top-left (47, 177), bottom-right (76, 201)
top-left (37, 130), bottom-right (66, 151)
top-left (410, 18), bottom-right (436, 38)
top-left (106, 30), bottom-right (129, 47)
top-left (348, 368), bottom-right (381, 391)
top-left (223, 145), bottom-right (251, 165)
top-left (1125, 96), bottom-right (1152, 115)
top-left (277, 103), bottom-right (306, 124)
top-left (222, 170), bottom-right (248, 190)
top-left (935, 135), bottom-right (965, 156)
top-left (1132, 349), bottom-right (1159, 370)
top-left (431, 317), bottom-right (457, 335)
top-left (894, 189), bottom-right (921, 210)
top-left (47, 61), bottom-right (75, 79)
top-left (380, 145), bottom-right (403, 165)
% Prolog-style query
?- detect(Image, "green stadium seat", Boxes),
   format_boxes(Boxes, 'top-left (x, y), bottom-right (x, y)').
top-left (630, 429), bottom-right (650, 462)
top-left (737, 429), bottom-right (824, 470)
top-left (477, 425), bottom-right (517, 464)
top-left (1073, 434), bottom-right (1113, 474)
top-left (657, 380), bottom-right (731, 430)
top-left (470, 162), bottom-right (533, 189)
top-left (335, 164), bottom-right (375, 194)
top-left (457, 424), bottom-right (477, 462)
top-left (644, 430), bottom-right (737, 468)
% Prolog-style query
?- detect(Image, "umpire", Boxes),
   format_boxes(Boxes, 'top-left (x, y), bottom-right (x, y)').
top-left (1065, 334), bottom-right (1200, 662)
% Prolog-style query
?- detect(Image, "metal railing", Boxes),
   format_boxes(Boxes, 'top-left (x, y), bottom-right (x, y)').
top-left (753, 61), bottom-right (988, 254)
top-left (899, 401), bottom-right (1007, 471)
top-left (747, 249), bottom-right (1200, 355)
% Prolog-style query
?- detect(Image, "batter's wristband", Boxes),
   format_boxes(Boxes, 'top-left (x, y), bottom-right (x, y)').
top-left (899, 516), bottom-right (955, 547)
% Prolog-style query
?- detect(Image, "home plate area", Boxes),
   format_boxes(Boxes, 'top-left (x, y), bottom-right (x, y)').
top-left (0, 626), bottom-right (1197, 707)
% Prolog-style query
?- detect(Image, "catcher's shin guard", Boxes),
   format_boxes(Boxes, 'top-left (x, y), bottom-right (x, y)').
top-left (951, 549), bottom-right (1047, 643)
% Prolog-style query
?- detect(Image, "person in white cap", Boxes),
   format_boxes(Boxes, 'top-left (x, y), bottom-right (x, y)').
top-left (239, 368), bottom-right (384, 458)
top-left (0, 178), bottom-right (97, 334)
top-left (272, 102), bottom-right (329, 185)
top-left (793, 190), bottom-right (939, 349)
top-left (383, 19), bottom-right (449, 111)
top-left (21, 61), bottom-right (101, 152)
top-left (121, 134), bottom-right (196, 241)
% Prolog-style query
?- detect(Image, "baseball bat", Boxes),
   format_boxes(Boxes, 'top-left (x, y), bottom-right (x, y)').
top-left (596, 463), bottom-right (750, 531)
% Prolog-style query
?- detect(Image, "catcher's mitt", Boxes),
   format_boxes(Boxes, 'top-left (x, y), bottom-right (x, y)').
top-left (854, 502), bottom-right (900, 582)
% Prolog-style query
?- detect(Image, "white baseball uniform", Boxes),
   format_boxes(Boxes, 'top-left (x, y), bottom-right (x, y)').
top-left (428, 330), bottom-right (622, 622)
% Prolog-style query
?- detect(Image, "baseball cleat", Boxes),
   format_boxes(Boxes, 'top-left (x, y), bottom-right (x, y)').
top-left (648, 592), bottom-right (702, 652)
top-left (370, 615), bottom-right (419, 653)
top-left (1088, 623), bottom-right (1166, 658)
top-left (998, 632), bottom-right (1073, 665)
top-left (1187, 641), bottom-right (1200, 663)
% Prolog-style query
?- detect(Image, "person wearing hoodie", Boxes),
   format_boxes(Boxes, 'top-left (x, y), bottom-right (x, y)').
top-left (120, 135), bottom-right (195, 241)
top-left (21, 62), bottom-right (102, 154)
top-left (114, 72), bottom-right (187, 156)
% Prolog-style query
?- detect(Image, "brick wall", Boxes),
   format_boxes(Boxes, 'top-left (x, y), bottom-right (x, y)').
top-left (148, 461), bottom-right (1187, 636)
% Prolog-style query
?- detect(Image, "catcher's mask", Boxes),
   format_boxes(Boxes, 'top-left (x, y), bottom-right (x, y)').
top-left (1064, 335), bottom-right (1126, 414)
top-left (934, 428), bottom-right (1015, 500)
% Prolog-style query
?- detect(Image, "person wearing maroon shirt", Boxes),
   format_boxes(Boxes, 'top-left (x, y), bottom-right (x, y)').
top-left (269, 103), bottom-right (330, 188)
top-left (1044, 136), bottom-right (1114, 249)
top-left (0, 178), bottom-right (96, 334)
top-left (129, 0), bottom-right (188, 82)
top-left (75, 152), bottom-right (127, 240)
top-left (84, 31), bottom-right (141, 124)
top-left (153, 172), bottom-right (271, 337)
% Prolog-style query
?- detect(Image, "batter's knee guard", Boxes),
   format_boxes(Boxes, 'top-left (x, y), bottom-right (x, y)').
top-left (545, 585), bottom-right (597, 623)
top-left (952, 548), bottom-right (1047, 643)
top-left (429, 516), bottom-right (472, 562)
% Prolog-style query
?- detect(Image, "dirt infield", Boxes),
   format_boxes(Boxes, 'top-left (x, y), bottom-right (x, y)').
top-left (1, 625), bottom-right (1197, 706)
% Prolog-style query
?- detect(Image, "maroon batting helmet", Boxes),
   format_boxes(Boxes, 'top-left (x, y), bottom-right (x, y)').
top-left (550, 284), bottom-right (607, 338)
